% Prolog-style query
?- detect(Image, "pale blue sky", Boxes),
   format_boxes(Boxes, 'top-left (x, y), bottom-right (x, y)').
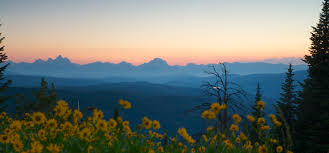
top-left (0, 0), bottom-right (323, 65)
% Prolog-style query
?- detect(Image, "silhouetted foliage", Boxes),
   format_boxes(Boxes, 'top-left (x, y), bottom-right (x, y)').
top-left (0, 24), bottom-right (12, 112)
top-left (188, 62), bottom-right (247, 133)
top-left (249, 82), bottom-right (265, 143)
top-left (295, 0), bottom-right (329, 152)
top-left (252, 82), bottom-right (264, 118)
top-left (274, 64), bottom-right (296, 151)
top-left (15, 78), bottom-right (58, 118)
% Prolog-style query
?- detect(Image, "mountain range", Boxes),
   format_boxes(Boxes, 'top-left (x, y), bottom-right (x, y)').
top-left (5, 56), bottom-right (309, 134)
top-left (7, 55), bottom-right (308, 79)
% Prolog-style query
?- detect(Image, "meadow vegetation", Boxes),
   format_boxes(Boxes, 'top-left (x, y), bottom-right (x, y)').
top-left (0, 99), bottom-right (291, 153)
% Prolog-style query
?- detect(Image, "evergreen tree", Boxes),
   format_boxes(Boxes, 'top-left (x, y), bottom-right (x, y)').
top-left (250, 82), bottom-right (265, 143)
top-left (277, 64), bottom-right (297, 125)
top-left (277, 64), bottom-right (297, 118)
top-left (33, 78), bottom-right (57, 113)
top-left (295, 0), bottom-right (329, 152)
top-left (275, 64), bottom-right (296, 151)
top-left (0, 24), bottom-right (12, 112)
top-left (15, 78), bottom-right (58, 117)
top-left (252, 82), bottom-right (264, 118)
top-left (14, 94), bottom-right (34, 119)
top-left (34, 78), bottom-right (50, 112)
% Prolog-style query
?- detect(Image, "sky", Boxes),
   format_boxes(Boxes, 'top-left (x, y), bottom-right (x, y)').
top-left (0, 0), bottom-right (323, 65)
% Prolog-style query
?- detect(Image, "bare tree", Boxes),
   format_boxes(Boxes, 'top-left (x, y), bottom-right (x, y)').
top-left (189, 62), bottom-right (247, 133)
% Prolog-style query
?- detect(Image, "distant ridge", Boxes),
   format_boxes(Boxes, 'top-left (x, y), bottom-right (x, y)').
top-left (262, 57), bottom-right (305, 65)
top-left (7, 55), bottom-right (308, 78)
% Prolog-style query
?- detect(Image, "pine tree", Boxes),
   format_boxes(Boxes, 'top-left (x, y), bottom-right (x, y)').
top-left (14, 94), bottom-right (34, 119)
top-left (252, 82), bottom-right (264, 118)
top-left (275, 64), bottom-right (296, 151)
top-left (250, 82), bottom-right (265, 143)
top-left (295, 0), bottom-right (329, 152)
top-left (0, 24), bottom-right (12, 112)
top-left (33, 78), bottom-right (57, 114)
top-left (277, 64), bottom-right (297, 125)
top-left (34, 78), bottom-right (50, 112)
top-left (15, 78), bottom-right (58, 117)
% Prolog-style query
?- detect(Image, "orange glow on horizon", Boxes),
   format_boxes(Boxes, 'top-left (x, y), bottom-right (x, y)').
top-left (7, 47), bottom-right (308, 66)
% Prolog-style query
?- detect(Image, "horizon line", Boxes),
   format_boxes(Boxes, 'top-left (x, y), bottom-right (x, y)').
top-left (8, 55), bottom-right (306, 66)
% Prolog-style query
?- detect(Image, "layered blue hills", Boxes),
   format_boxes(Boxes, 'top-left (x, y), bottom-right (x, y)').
top-left (4, 55), bottom-right (309, 134)
top-left (7, 55), bottom-right (308, 78)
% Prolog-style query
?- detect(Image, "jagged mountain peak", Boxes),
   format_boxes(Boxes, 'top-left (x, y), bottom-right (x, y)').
top-left (40, 55), bottom-right (71, 64)
top-left (146, 58), bottom-right (168, 66)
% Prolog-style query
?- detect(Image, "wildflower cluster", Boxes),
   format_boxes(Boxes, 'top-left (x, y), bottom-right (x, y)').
top-left (201, 103), bottom-right (226, 120)
top-left (198, 101), bottom-right (292, 153)
top-left (0, 99), bottom-right (292, 153)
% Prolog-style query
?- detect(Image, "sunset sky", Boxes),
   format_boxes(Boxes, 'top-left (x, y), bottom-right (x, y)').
top-left (0, 0), bottom-right (322, 65)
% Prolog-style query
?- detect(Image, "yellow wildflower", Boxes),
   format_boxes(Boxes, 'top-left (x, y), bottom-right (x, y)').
top-left (31, 112), bottom-right (46, 125)
top-left (46, 144), bottom-right (62, 153)
top-left (73, 109), bottom-right (83, 123)
top-left (257, 145), bottom-right (268, 153)
top-left (276, 146), bottom-right (283, 153)
top-left (46, 119), bottom-right (58, 129)
top-left (88, 145), bottom-right (93, 153)
top-left (223, 139), bottom-right (234, 149)
top-left (31, 141), bottom-right (43, 153)
top-left (269, 114), bottom-right (277, 121)
top-left (38, 129), bottom-right (47, 141)
top-left (92, 109), bottom-right (104, 121)
top-left (220, 104), bottom-right (227, 109)
top-left (96, 119), bottom-right (108, 132)
top-left (229, 124), bottom-right (239, 132)
top-left (61, 121), bottom-right (73, 131)
top-left (260, 125), bottom-right (270, 131)
top-left (56, 100), bottom-right (68, 107)
top-left (201, 110), bottom-right (216, 120)
top-left (79, 128), bottom-right (91, 141)
top-left (239, 132), bottom-right (247, 140)
top-left (108, 118), bottom-right (117, 129)
top-left (170, 137), bottom-right (176, 142)
top-left (12, 140), bottom-right (24, 152)
top-left (0, 134), bottom-right (10, 144)
top-left (232, 114), bottom-right (242, 124)
top-left (210, 103), bottom-right (221, 114)
top-left (274, 120), bottom-right (282, 127)
top-left (157, 146), bottom-right (164, 152)
top-left (256, 101), bottom-right (265, 110)
top-left (247, 115), bottom-right (256, 122)
top-left (257, 117), bottom-right (266, 125)
top-left (142, 117), bottom-right (152, 129)
top-left (122, 121), bottom-right (129, 127)
top-left (119, 99), bottom-right (131, 109)
top-left (152, 120), bottom-right (160, 130)
top-left (24, 121), bottom-right (34, 129)
top-left (235, 137), bottom-right (241, 143)
top-left (3, 128), bottom-right (11, 135)
top-left (10, 120), bottom-right (22, 131)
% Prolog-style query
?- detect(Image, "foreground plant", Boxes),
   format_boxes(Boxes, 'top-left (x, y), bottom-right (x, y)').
top-left (0, 99), bottom-right (291, 153)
